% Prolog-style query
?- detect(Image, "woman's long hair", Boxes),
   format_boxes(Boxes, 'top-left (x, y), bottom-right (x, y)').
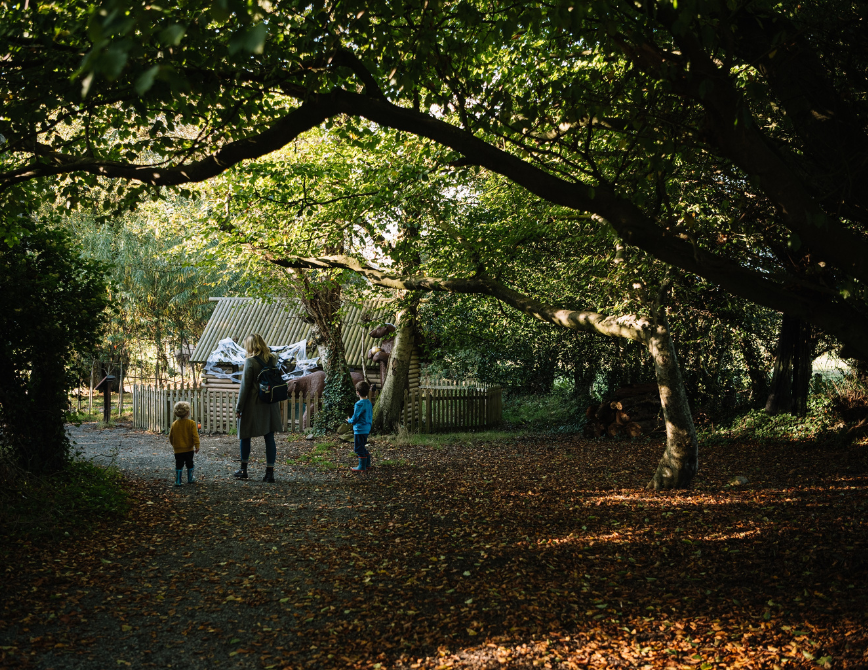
top-left (243, 334), bottom-right (276, 362)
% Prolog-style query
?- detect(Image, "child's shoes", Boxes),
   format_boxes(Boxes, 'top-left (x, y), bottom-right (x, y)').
top-left (187, 467), bottom-right (196, 484)
top-left (174, 469), bottom-right (183, 486)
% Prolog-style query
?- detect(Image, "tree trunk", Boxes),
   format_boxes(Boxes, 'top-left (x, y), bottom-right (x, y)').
top-left (646, 320), bottom-right (699, 490)
top-left (765, 314), bottom-right (814, 416)
top-left (791, 319), bottom-right (814, 418)
top-left (313, 339), bottom-right (357, 433)
top-left (765, 314), bottom-right (798, 415)
top-left (372, 305), bottom-right (416, 434)
top-left (291, 268), bottom-right (357, 434)
top-left (739, 334), bottom-right (769, 406)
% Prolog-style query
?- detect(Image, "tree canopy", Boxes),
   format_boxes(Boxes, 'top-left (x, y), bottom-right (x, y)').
top-left (2, 0), bottom-right (866, 363)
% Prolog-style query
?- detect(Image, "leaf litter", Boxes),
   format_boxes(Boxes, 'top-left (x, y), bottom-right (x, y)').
top-left (1, 427), bottom-right (866, 669)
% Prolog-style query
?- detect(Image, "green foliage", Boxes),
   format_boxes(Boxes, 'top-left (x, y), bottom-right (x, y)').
top-left (703, 395), bottom-right (841, 445)
top-left (0, 460), bottom-right (129, 540)
top-left (0, 223), bottom-right (108, 473)
top-left (1, 0), bottom-right (866, 369)
top-left (502, 389), bottom-right (586, 434)
top-left (71, 207), bottom-right (238, 383)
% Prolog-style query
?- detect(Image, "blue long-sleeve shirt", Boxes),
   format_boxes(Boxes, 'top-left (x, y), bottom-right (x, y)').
top-left (347, 398), bottom-right (373, 435)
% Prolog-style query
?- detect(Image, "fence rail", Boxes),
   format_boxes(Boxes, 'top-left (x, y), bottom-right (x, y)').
top-left (132, 385), bottom-right (339, 434)
top-left (132, 384), bottom-right (500, 434)
top-left (402, 386), bottom-right (502, 432)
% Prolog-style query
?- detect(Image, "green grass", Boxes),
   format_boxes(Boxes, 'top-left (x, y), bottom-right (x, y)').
top-left (288, 442), bottom-right (343, 470)
top-left (0, 459), bottom-right (130, 540)
top-left (378, 458), bottom-right (410, 467)
top-left (66, 408), bottom-right (134, 424)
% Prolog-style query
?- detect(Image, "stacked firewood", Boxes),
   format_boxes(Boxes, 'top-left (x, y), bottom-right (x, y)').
top-left (584, 382), bottom-right (663, 438)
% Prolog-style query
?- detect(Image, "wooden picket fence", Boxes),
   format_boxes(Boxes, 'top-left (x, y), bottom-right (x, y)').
top-left (131, 385), bottom-right (363, 434)
top-left (402, 386), bottom-right (502, 433)
top-left (132, 384), bottom-right (500, 434)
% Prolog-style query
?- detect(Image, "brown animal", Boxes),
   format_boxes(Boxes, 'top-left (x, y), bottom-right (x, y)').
top-left (368, 324), bottom-right (396, 339)
top-left (285, 372), bottom-right (325, 429)
top-left (368, 337), bottom-right (396, 385)
top-left (285, 370), bottom-right (372, 429)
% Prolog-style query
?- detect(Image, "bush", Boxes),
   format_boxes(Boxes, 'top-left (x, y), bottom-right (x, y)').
top-left (503, 386), bottom-right (587, 433)
top-left (0, 459), bottom-right (129, 540)
top-left (0, 223), bottom-right (108, 473)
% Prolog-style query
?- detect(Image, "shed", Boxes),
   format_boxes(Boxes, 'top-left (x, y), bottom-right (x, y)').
top-left (190, 297), bottom-right (421, 390)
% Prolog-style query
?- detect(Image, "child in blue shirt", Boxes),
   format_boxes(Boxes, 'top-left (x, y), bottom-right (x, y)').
top-left (347, 380), bottom-right (373, 473)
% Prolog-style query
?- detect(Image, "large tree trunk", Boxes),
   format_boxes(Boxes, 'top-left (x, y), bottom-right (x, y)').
top-left (765, 314), bottom-right (813, 416)
top-left (791, 319), bottom-right (814, 418)
top-left (292, 269), bottom-right (357, 434)
top-left (371, 305), bottom-right (416, 434)
top-left (765, 314), bottom-right (798, 415)
top-left (739, 334), bottom-right (769, 406)
top-left (646, 320), bottom-right (699, 490)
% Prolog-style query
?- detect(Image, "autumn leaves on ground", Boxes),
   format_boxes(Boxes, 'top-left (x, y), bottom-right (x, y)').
top-left (1, 429), bottom-right (867, 670)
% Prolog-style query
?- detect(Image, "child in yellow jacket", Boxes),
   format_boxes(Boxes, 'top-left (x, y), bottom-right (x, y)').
top-left (169, 401), bottom-right (200, 486)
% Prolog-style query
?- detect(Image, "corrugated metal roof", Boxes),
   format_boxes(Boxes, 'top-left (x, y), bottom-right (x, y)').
top-left (190, 297), bottom-right (394, 366)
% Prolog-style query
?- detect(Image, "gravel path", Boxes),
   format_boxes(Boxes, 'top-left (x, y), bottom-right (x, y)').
top-left (68, 423), bottom-right (329, 485)
top-left (3, 423), bottom-right (395, 669)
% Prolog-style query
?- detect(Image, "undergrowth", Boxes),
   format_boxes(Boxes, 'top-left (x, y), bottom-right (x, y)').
top-left (0, 459), bottom-right (130, 540)
top-left (701, 374), bottom-right (868, 445)
top-left (502, 388), bottom-right (586, 433)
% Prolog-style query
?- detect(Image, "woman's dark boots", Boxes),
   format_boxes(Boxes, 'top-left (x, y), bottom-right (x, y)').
top-left (234, 463), bottom-right (248, 479)
top-left (262, 467), bottom-right (275, 483)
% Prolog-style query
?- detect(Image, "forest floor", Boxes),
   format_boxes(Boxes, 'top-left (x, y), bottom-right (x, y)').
top-left (1, 424), bottom-right (866, 670)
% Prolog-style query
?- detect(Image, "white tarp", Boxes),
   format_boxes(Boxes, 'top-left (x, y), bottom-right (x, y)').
top-left (203, 338), bottom-right (320, 383)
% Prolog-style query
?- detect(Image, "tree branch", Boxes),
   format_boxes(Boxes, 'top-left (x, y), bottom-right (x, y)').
top-left (263, 253), bottom-right (654, 343)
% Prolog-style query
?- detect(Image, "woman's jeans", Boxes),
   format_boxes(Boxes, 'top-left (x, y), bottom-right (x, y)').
top-left (240, 432), bottom-right (276, 467)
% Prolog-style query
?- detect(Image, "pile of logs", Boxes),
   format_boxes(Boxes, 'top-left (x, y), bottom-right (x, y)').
top-left (584, 382), bottom-right (664, 438)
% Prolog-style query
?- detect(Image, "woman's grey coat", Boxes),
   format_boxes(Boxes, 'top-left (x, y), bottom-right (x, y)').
top-left (235, 357), bottom-right (282, 439)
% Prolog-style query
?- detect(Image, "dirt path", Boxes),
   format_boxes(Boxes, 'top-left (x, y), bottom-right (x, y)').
top-left (1, 425), bottom-right (867, 669)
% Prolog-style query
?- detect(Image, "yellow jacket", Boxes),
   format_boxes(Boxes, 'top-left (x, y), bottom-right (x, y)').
top-left (169, 418), bottom-right (200, 454)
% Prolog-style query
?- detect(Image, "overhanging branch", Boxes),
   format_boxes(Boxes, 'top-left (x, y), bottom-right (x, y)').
top-left (263, 252), bottom-right (654, 343)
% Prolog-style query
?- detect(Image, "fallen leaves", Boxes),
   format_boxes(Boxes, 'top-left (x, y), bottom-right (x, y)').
top-left (1, 431), bottom-right (867, 669)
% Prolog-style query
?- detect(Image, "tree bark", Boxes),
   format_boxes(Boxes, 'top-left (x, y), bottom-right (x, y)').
top-left (371, 305), bottom-right (416, 434)
top-left (739, 334), bottom-right (769, 406)
top-left (765, 315), bottom-right (799, 415)
top-left (646, 321), bottom-right (699, 490)
top-left (291, 269), bottom-right (357, 434)
top-left (791, 319), bottom-right (814, 418)
top-left (764, 314), bottom-right (814, 417)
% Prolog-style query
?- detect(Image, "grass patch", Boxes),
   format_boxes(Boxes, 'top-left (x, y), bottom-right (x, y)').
top-left (0, 459), bottom-right (130, 540)
top-left (289, 442), bottom-right (345, 470)
top-left (378, 458), bottom-right (411, 467)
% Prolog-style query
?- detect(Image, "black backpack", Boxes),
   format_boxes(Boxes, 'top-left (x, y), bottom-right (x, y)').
top-left (254, 356), bottom-right (288, 404)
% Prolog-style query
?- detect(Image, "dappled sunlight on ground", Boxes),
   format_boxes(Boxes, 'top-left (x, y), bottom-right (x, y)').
top-left (1, 428), bottom-right (866, 668)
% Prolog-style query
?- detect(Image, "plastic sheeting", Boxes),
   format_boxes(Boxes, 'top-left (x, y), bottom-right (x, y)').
top-left (203, 338), bottom-right (320, 384)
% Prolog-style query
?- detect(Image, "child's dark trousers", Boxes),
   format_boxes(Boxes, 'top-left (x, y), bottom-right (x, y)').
top-left (353, 433), bottom-right (370, 458)
top-left (175, 451), bottom-right (194, 469)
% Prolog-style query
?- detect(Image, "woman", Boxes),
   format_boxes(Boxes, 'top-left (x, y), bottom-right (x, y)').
top-left (234, 334), bottom-right (283, 483)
